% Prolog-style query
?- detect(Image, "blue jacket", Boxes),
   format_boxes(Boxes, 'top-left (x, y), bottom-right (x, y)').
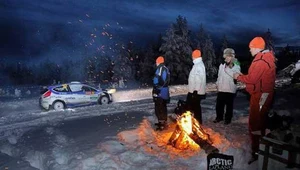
top-left (153, 64), bottom-right (170, 100)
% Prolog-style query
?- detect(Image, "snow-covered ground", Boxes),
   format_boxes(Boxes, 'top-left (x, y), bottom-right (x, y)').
top-left (0, 79), bottom-right (299, 170)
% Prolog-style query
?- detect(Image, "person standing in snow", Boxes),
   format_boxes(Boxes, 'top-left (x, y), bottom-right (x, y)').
top-left (187, 49), bottom-right (206, 124)
top-left (234, 37), bottom-right (276, 164)
top-left (152, 56), bottom-right (170, 130)
top-left (214, 48), bottom-right (241, 125)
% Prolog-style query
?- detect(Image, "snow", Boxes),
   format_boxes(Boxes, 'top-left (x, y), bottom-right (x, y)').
top-left (0, 79), bottom-right (299, 170)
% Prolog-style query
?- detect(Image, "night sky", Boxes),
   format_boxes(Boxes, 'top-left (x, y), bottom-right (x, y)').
top-left (1, 0), bottom-right (300, 64)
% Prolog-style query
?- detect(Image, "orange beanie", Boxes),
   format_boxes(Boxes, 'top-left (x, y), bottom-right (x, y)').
top-left (156, 56), bottom-right (164, 64)
top-left (192, 50), bottom-right (201, 59)
top-left (249, 37), bottom-right (265, 49)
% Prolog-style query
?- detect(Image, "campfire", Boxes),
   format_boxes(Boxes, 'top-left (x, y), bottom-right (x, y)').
top-left (168, 111), bottom-right (219, 154)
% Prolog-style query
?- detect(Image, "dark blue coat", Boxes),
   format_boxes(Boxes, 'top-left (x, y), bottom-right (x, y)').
top-left (153, 64), bottom-right (170, 100)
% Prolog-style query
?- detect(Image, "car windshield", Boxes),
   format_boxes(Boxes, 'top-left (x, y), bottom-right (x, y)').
top-left (81, 85), bottom-right (97, 92)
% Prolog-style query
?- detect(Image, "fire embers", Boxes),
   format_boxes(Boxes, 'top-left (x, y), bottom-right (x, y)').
top-left (168, 111), bottom-right (219, 154)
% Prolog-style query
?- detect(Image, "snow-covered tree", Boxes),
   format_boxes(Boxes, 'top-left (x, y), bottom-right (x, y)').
top-left (159, 15), bottom-right (193, 84)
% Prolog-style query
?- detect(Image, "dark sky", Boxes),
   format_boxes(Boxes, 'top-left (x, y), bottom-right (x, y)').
top-left (1, 0), bottom-right (300, 63)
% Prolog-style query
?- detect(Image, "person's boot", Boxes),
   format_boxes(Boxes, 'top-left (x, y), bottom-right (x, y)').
top-left (248, 153), bottom-right (258, 164)
top-left (213, 118), bottom-right (223, 123)
top-left (224, 120), bottom-right (231, 125)
top-left (155, 121), bottom-right (167, 131)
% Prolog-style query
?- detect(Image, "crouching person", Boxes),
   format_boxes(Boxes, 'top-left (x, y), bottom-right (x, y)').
top-left (153, 56), bottom-right (170, 131)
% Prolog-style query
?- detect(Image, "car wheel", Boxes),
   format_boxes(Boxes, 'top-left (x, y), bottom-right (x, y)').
top-left (53, 101), bottom-right (65, 110)
top-left (99, 95), bottom-right (109, 105)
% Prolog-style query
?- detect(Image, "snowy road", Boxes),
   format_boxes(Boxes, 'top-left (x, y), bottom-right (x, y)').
top-left (0, 99), bottom-right (156, 138)
top-left (0, 111), bottom-right (150, 170)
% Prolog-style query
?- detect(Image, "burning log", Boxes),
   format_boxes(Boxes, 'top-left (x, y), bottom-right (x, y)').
top-left (168, 111), bottom-right (219, 154)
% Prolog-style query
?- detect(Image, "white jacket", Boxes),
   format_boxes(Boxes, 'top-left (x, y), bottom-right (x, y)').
top-left (216, 63), bottom-right (241, 93)
top-left (188, 58), bottom-right (206, 95)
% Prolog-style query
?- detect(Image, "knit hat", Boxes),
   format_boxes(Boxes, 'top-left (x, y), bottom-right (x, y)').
top-left (156, 56), bottom-right (164, 65)
top-left (249, 37), bottom-right (265, 49)
top-left (192, 49), bottom-right (201, 59)
top-left (223, 48), bottom-right (235, 58)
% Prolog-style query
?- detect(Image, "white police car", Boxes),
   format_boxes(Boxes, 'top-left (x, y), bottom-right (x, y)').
top-left (39, 82), bottom-right (115, 110)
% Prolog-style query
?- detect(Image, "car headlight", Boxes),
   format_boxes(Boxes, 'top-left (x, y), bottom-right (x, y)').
top-left (107, 88), bottom-right (116, 94)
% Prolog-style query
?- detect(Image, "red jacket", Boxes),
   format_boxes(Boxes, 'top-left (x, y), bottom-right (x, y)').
top-left (237, 50), bottom-right (276, 94)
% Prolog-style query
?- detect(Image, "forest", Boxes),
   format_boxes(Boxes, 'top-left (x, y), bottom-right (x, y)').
top-left (0, 16), bottom-right (299, 87)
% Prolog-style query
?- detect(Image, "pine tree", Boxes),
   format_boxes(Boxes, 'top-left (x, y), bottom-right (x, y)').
top-left (37, 59), bottom-right (59, 85)
top-left (221, 34), bottom-right (229, 53)
top-left (140, 45), bottom-right (156, 85)
top-left (195, 24), bottom-right (206, 51)
top-left (60, 59), bottom-right (74, 83)
top-left (218, 34), bottom-right (229, 66)
top-left (84, 56), bottom-right (97, 84)
top-left (132, 49), bottom-right (144, 81)
top-left (194, 25), bottom-right (218, 79)
top-left (264, 29), bottom-right (275, 52)
top-left (112, 44), bottom-right (134, 83)
top-left (73, 58), bottom-right (86, 83)
top-left (96, 55), bottom-right (113, 84)
top-left (203, 35), bottom-right (218, 79)
top-left (140, 35), bottom-right (162, 86)
top-left (159, 15), bottom-right (193, 84)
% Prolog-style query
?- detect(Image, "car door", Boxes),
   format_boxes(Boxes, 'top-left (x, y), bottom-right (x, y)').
top-left (87, 86), bottom-right (99, 104)
top-left (82, 85), bottom-right (98, 104)
top-left (69, 84), bottom-right (89, 106)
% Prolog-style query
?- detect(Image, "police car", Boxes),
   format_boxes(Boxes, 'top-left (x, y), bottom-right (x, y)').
top-left (39, 82), bottom-right (115, 110)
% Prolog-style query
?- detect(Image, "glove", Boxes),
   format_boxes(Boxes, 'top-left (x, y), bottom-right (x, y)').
top-left (152, 87), bottom-right (160, 98)
top-left (193, 90), bottom-right (198, 96)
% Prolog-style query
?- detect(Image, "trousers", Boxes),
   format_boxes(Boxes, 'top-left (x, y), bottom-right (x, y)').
top-left (186, 92), bottom-right (202, 124)
top-left (216, 92), bottom-right (236, 121)
top-left (154, 97), bottom-right (167, 122)
top-left (249, 92), bottom-right (274, 154)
